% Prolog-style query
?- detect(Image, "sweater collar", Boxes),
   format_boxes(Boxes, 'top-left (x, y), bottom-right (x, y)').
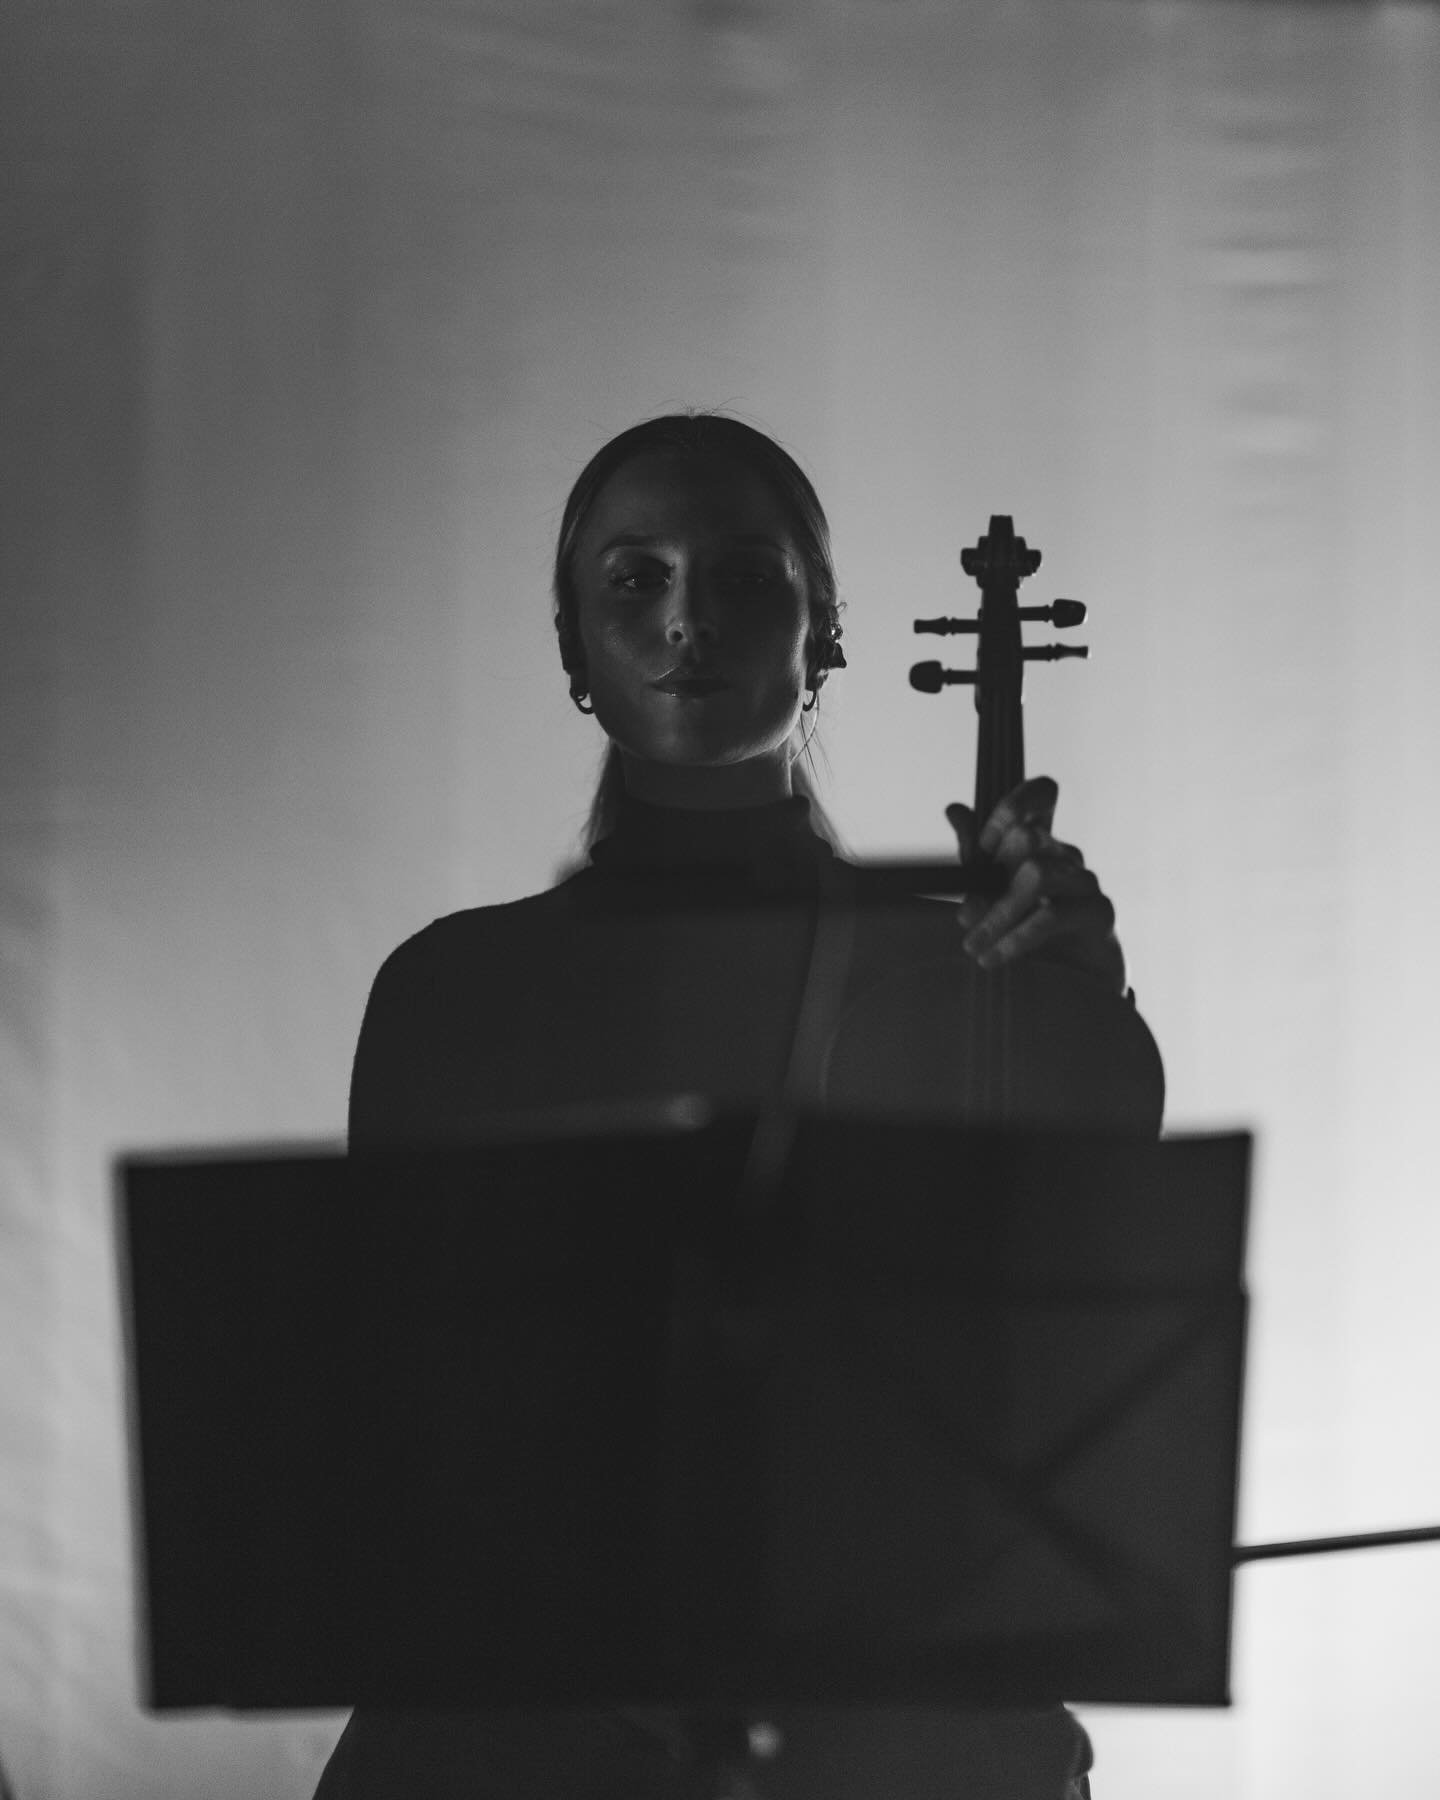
top-left (588, 792), bottom-right (830, 889)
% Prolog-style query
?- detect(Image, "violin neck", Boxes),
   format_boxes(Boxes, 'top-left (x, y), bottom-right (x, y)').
top-left (975, 691), bottom-right (1025, 825)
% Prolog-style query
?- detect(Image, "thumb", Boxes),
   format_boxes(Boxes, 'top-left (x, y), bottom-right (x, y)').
top-left (945, 801), bottom-right (979, 863)
top-left (946, 803), bottom-right (989, 934)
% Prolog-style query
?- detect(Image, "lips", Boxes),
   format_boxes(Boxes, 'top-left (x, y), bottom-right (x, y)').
top-left (651, 671), bottom-right (730, 696)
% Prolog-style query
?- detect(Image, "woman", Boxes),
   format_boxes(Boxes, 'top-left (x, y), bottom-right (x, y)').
top-left (316, 412), bottom-right (1125, 1798)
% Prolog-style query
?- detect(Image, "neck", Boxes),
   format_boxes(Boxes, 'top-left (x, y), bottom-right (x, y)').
top-left (617, 749), bottom-right (794, 811)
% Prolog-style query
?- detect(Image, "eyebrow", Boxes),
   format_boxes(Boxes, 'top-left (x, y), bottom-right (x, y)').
top-left (598, 533), bottom-right (788, 555)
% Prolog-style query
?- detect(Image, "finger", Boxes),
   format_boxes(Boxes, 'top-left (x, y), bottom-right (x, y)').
top-left (952, 893), bottom-right (990, 934)
top-left (972, 889), bottom-right (1116, 972)
top-left (945, 805), bottom-right (990, 930)
top-left (972, 889), bottom-right (1118, 970)
top-left (988, 890), bottom-right (1118, 979)
top-left (991, 820), bottom-right (1085, 872)
top-left (1030, 861), bottom-right (1115, 938)
top-left (944, 801), bottom-right (979, 863)
top-left (963, 857), bottom-right (1049, 961)
top-left (964, 860), bottom-right (1113, 964)
top-left (971, 895), bottom-right (1062, 969)
top-left (979, 774), bottom-right (1059, 856)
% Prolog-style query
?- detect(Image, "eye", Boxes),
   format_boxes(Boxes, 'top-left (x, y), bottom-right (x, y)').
top-left (721, 566), bottom-right (786, 594)
top-left (607, 562), bottom-right (670, 594)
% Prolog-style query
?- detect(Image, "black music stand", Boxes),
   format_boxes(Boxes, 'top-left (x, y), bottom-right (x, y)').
top-left (116, 1110), bottom-right (1250, 1712)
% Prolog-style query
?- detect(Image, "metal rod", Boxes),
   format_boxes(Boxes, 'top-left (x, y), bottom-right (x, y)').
top-left (1234, 1524), bottom-right (1440, 1564)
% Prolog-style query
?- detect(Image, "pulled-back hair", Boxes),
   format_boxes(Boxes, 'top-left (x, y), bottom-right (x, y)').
top-left (552, 411), bottom-right (846, 848)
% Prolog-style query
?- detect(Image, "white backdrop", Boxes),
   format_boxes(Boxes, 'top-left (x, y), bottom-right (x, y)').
top-left (4, 1), bottom-right (1439, 1795)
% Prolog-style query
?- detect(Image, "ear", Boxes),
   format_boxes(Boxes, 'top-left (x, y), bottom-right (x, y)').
top-left (554, 609), bottom-right (586, 679)
top-left (808, 603), bottom-right (846, 679)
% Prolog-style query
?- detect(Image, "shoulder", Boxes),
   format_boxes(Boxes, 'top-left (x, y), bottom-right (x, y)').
top-left (355, 878), bottom-right (596, 1038)
top-left (370, 877), bottom-right (584, 986)
top-left (349, 877), bottom-right (589, 1111)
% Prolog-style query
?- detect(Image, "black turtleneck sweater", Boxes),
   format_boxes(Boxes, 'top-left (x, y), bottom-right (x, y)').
top-left (324, 795), bottom-right (1094, 1800)
top-left (348, 794), bottom-right (965, 1150)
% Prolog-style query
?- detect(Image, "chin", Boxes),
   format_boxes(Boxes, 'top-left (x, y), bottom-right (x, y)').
top-left (595, 693), bottom-right (799, 768)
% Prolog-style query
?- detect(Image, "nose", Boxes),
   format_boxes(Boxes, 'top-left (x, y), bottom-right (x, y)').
top-left (664, 573), bottom-right (720, 649)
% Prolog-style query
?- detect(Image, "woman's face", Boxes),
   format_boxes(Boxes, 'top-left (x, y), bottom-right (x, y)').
top-left (571, 452), bottom-right (812, 794)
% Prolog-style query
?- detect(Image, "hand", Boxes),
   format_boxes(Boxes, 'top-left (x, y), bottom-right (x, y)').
top-left (946, 775), bottom-right (1127, 996)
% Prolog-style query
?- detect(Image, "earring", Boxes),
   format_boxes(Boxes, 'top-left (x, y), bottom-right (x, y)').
top-left (571, 689), bottom-right (595, 715)
top-left (801, 686), bottom-right (819, 713)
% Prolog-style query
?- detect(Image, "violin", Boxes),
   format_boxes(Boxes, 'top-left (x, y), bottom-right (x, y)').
top-left (821, 516), bottom-right (1165, 1135)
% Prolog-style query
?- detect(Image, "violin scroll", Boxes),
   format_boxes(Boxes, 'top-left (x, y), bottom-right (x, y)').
top-left (960, 514), bottom-right (1042, 585)
top-left (908, 519), bottom-right (1090, 715)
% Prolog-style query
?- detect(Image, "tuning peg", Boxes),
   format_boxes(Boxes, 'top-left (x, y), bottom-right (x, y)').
top-left (913, 616), bottom-right (980, 636)
top-left (909, 660), bottom-right (977, 692)
top-left (1021, 644), bottom-right (1089, 662)
top-left (1017, 599), bottom-right (1087, 627)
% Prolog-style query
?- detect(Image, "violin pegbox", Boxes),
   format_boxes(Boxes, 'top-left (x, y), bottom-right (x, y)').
top-left (910, 515), bottom-right (1088, 696)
